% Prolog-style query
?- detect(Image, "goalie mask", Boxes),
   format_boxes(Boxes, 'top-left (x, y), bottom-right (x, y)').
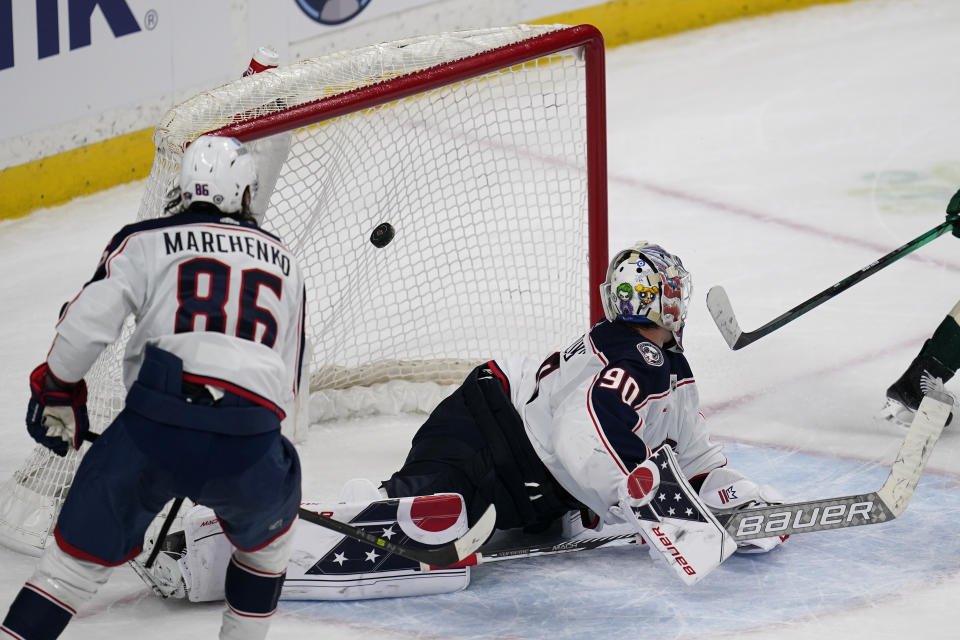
top-left (178, 135), bottom-right (258, 215)
top-left (600, 242), bottom-right (692, 350)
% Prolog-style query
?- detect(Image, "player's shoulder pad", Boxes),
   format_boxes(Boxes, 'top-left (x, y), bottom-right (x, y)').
top-left (106, 211), bottom-right (282, 253)
top-left (590, 320), bottom-right (672, 388)
top-left (89, 212), bottom-right (285, 285)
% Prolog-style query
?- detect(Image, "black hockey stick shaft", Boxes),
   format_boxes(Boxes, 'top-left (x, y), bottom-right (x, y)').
top-left (82, 431), bottom-right (183, 569)
top-left (450, 532), bottom-right (638, 568)
top-left (297, 503), bottom-right (496, 568)
top-left (144, 497), bottom-right (185, 569)
top-left (709, 220), bottom-right (953, 350)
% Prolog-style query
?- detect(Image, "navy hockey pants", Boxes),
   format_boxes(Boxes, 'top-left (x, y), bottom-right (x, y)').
top-left (55, 347), bottom-right (301, 565)
top-left (382, 362), bottom-right (580, 531)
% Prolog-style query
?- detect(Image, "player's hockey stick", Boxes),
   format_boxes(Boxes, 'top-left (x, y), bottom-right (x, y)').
top-left (706, 220), bottom-right (954, 350)
top-left (143, 497), bottom-right (184, 569)
top-left (297, 503), bottom-right (496, 569)
top-left (447, 532), bottom-right (639, 568)
top-left (721, 391), bottom-right (951, 540)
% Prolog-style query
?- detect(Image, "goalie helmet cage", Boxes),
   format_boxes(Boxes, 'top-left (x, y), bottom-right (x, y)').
top-left (0, 23), bottom-right (608, 554)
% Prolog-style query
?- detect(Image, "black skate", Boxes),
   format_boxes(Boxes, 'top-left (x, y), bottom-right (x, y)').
top-left (882, 353), bottom-right (955, 427)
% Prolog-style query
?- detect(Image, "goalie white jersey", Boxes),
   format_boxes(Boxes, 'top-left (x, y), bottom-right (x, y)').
top-left (48, 211), bottom-right (306, 417)
top-left (498, 319), bottom-right (727, 524)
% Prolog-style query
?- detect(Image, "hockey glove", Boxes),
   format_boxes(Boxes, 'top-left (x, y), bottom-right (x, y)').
top-left (946, 188), bottom-right (960, 238)
top-left (699, 467), bottom-right (788, 554)
top-left (26, 363), bottom-right (89, 457)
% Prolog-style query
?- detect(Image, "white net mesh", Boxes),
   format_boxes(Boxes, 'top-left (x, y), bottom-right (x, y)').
top-left (0, 24), bottom-right (606, 554)
top-left (120, 23), bottom-right (602, 405)
top-left (0, 445), bottom-right (84, 553)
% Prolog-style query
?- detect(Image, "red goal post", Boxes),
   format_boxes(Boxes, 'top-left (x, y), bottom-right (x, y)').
top-left (213, 24), bottom-right (609, 314)
top-left (0, 24), bottom-right (608, 555)
top-left (148, 22), bottom-right (611, 401)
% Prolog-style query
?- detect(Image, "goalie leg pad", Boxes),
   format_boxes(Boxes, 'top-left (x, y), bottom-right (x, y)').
top-left (285, 491), bottom-right (470, 600)
top-left (173, 492), bottom-right (471, 602)
top-left (176, 505), bottom-right (232, 602)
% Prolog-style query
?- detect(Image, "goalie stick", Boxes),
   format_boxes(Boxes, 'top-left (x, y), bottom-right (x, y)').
top-left (443, 391), bottom-right (951, 568)
top-left (447, 531), bottom-right (640, 568)
top-left (707, 219), bottom-right (955, 350)
top-left (722, 391), bottom-right (951, 540)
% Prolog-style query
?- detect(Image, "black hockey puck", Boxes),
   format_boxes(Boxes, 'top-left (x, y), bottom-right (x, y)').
top-left (370, 222), bottom-right (395, 248)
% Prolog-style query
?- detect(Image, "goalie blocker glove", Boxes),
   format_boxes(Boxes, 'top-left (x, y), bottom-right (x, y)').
top-left (610, 446), bottom-right (737, 585)
top-left (25, 363), bottom-right (89, 457)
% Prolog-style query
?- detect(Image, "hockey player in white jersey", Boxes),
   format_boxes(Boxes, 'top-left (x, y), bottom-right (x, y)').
top-left (147, 242), bottom-right (785, 603)
top-left (1, 135), bottom-right (306, 640)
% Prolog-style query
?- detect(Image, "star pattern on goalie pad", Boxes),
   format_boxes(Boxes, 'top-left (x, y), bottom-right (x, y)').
top-left (306, 502), bottom-right (432, 576)
top-left (308, 523), bottom-right (421, 574)
top-left (637, 448), bottom-right (709, 524)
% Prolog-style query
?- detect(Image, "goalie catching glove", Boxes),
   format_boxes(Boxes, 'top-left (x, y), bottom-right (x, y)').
top-left (26, 363), bottom-right (89, 457)
top-left (698, 466), bottom-right (788, 554)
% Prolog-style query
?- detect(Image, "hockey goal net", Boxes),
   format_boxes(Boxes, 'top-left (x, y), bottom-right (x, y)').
top-left (0, 24), bottom-right (608, 554)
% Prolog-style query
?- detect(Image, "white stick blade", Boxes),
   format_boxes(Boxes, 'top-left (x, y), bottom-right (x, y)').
top-left (705, 286), bottom-right (743, 349)
top-left (454, 504), bottom-right (496, 558)
top-left (877, 392), bottom-right (952, 516)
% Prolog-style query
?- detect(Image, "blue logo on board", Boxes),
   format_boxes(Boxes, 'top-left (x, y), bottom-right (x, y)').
top-left (295, 0), bottom-right (372, 25)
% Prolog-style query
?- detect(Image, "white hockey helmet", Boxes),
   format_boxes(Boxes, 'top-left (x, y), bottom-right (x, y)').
top-left (600, 242), bottom-right (692, 349)
top-left (178, 135), bottom-right (258, 215)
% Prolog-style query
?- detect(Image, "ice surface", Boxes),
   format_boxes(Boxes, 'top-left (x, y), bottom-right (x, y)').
top-left (3, 0), bottom-right (960, 637)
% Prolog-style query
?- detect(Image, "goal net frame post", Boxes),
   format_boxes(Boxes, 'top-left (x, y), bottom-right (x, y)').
top-left (211, 23), bottom-right (609, 324)
top-left (202, 23), bottom-right (611, 398)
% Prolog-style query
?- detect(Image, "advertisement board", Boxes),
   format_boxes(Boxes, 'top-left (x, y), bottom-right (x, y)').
top-left (2, 1), bottom-right (244, 140)
top-left (0, 0), bottom-right (598, 165)
top-left (0, 0), bottom-right (852, 218)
